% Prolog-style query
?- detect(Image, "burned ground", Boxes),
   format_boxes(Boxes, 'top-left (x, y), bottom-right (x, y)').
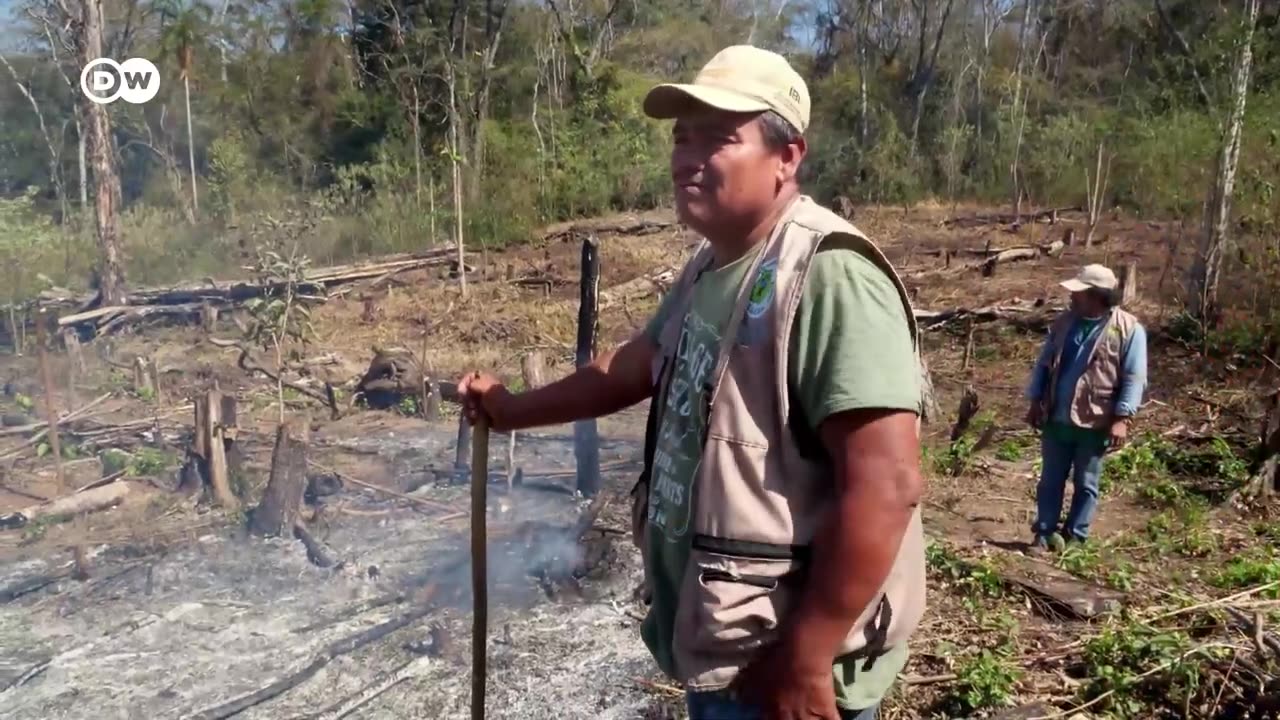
top-left (1, 204), bottom-right (1278, 719)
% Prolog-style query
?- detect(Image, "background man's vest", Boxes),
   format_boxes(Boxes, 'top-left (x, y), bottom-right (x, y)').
top-left (1041, 308), bottom-right (1139, 430)
top-left (631, 195), bottom-right (928, 691)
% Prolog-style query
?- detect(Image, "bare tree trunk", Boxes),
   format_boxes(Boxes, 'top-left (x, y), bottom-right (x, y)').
top-left (76, 120), bottom-right (87, 209)
top-left (79, 0), bottom-right (127, 305)
top-left (445, 59), bottom-right (467, 297)
top-left (184, 74), bottom-right (198, 216)
top-left (1188, 0), bottom-right (1259, 322)
top-left (467, 0), bottom-right (508, 202)
top-left (412, 84), bottom-right (422, 208)
top-left (1084, 142), bottom-right (1111, 247)
top-left (1009, 0), bottom-right (1035, 222)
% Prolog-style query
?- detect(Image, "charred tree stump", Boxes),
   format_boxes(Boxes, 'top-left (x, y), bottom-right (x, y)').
top-left (61, 329), bottom-right (85, 375)
top-left (575, 236), bottom-right (601, 497)
top-left (250, 416), bottom-right (309, 537)
top-left (454, 412), bottom-right (472, 485)
top-left (133, 356), bottom-right (156, 398)
top-left (918, 355), bottom-right (942, 427)
top-left (423, 382), bottom-right (441, 421)
top-left (60, 329), bottom-right (82, 409)
top-left (194, 390), bottom-right (239, 509)
top-left (506, 351), bottom-right (547, 489)
top-left (951, 386), bottom-right (981, 442)
top-left (962, 322), bottom-right (976, 371)
top-left (200, 301), bottom-right (218, 334)
top-left (1119, 262), bottom-right (1138, 305)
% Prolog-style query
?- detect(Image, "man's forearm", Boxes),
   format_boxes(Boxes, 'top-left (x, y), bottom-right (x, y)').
top-left (778, 455), bottom-right (919, 665)
top-left (506, 338), bottom-right (654, 429)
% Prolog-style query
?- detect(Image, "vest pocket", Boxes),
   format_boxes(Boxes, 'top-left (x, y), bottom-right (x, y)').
top-left (675, 539), bottom-right (805, 671)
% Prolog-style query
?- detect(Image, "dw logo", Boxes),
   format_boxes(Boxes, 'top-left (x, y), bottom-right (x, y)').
top-left (80, 58), bottom-right (161, 105)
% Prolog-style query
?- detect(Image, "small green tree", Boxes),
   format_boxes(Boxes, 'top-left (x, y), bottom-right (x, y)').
top-left (242, 245), bottom-right (315, 423)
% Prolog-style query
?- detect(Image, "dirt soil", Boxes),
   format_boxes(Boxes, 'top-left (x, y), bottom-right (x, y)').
top-left (1, 203), bottom-right (1277, 719)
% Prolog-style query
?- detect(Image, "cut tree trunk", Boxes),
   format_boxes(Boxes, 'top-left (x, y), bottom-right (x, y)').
top-left (194, 391), bottom-right (238, 509)
top-left (250, 417), bottom-right (310, 537)
top-left (133, 356), bottom-right (156, 397)
top-left (1119, 262), bottom-right (1138, 305)
top-left (508, 351), bottom-right (547, 488)
top-left (200, 302), bottom-right (217, 334)
top-left (918, 355), bottom-right (943, 426)
top-left (951, 386), bottom-right (980, 442)
top-left (0, 481), bottom-right (130, 530)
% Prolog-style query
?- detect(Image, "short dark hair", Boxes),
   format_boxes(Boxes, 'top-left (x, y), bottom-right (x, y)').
top-left (758, 110), bottom-right (802, 151)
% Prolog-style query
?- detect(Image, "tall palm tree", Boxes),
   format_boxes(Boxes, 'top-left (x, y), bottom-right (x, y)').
top-left (156, 0), bottom-right (212, 217)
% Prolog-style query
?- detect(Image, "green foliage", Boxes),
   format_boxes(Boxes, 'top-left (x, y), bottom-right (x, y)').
top-left (944, 648), bottom-right (1021, 714)
top-left (1210, 546), bottom-right (1280, 596)
top-left (1079, 623), bottom-right (1220, 719)
top-left (1102, 433), bottom-right (1248, 506)
top-left (102, 447), bottom-right (177, 477)
top-left (925, 541), bottom-right (1005, 598)
top-left (0, 188), bottom-right (68, 305)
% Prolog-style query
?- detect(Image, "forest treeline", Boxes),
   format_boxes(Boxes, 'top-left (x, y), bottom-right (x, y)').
top-left (0, 0), bottom-right (1278, 323)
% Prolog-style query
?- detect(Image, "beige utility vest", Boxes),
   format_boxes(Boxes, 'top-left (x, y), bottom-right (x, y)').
top-left (1041, 308), bottom-right (1139, 430)
top-left (632, 195), bottom-right (928, 691)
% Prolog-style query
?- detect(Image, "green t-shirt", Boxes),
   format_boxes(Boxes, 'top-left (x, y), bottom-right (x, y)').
top-left (638, 241), bottom-right (921, 710)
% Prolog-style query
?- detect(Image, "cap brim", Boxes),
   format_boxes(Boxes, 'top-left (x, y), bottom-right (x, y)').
top-left (642, 83), bottom-right (771, 120)
top-left (1060, 279), bottom-right (1091, 292)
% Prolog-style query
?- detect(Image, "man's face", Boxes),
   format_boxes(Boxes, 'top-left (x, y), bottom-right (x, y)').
top-left (1070, 289), bottom-right (1105, 315)
top-left (669, 108), bottom-right (796, 235)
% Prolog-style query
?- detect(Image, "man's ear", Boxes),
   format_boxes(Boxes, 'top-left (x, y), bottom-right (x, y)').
top-left (778, 137), bottom-right (807, 184)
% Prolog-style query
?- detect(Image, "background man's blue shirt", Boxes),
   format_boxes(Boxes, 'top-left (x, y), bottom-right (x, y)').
top-left (1026, 313), bottom-right (1148, 423)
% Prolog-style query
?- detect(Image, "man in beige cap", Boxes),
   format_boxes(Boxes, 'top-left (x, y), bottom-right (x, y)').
top-left (1025, 263), bottom-right (1148, 553)
top-left (459, 45), bottom-right (926, 720)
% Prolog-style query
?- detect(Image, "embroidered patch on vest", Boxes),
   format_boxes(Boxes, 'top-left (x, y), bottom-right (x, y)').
top-left (746, 258), bottom-right (779, 319)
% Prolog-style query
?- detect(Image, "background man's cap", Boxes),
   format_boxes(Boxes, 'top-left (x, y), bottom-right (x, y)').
top-left (642, 45), bottom-right (810, 134)
top-left (1060, 264), bottom-right (1118, 292)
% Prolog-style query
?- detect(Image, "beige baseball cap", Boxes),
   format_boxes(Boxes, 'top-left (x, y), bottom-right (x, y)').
top-left (642, 45), bottom-right (810, 134)
top-left (1060, 264), bottom-right (1118, 292)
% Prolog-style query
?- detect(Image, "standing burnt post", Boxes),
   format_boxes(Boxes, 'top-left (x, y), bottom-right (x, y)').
top-left (192, 390), bottom-right (239, 509)
top-left (250, 414), bottom-right (309, 537)
top-left (454, 410), bottom-right (472, 485)
top-left (508, 351), bottom-right (546, 489)
top-left (575, 235), bottom-right (602, 496)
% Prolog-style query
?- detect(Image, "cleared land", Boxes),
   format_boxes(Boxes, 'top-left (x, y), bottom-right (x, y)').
top-left (1, 203), bottom-right (1277, 719)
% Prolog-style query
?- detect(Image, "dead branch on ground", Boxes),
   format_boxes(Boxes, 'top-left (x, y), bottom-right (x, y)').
top-left (943, 206), bottom-right (1081, 228)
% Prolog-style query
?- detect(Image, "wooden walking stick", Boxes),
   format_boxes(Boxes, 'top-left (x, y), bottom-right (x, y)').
top-left (470, 415), bottom-right (490, 720)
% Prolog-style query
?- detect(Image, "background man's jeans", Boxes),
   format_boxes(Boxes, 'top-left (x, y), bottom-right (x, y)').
top-left (1033, 428), bottom-right (1105, 542)
top-left (686, 690), bottom-right (879, 720)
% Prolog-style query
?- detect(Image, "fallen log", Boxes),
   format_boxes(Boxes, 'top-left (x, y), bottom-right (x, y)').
top-left (1002, 555), bottom-right (1125, 620)
top-left (601, 268), bottom-right (676, 307)
top-left (304, 655), bottom-right (433, 720)
top-left (0, 392), bottom-right (112, 438)
top-left (943, 206), bottom-right (1081, 228)
top-left (913, 302), bottom-right (1064, 331)
top-left (293, 522), bottom-right (341, 569)
top-left (0, 481), bottom-right (130, 531)
top-left (542, 218), bottom-right (676, 243)
top-left (45, 250), bottom-right (465, 336)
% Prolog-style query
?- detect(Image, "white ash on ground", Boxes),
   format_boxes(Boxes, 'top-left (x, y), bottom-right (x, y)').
top-left (0, 421), bottom-right (679, 720)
